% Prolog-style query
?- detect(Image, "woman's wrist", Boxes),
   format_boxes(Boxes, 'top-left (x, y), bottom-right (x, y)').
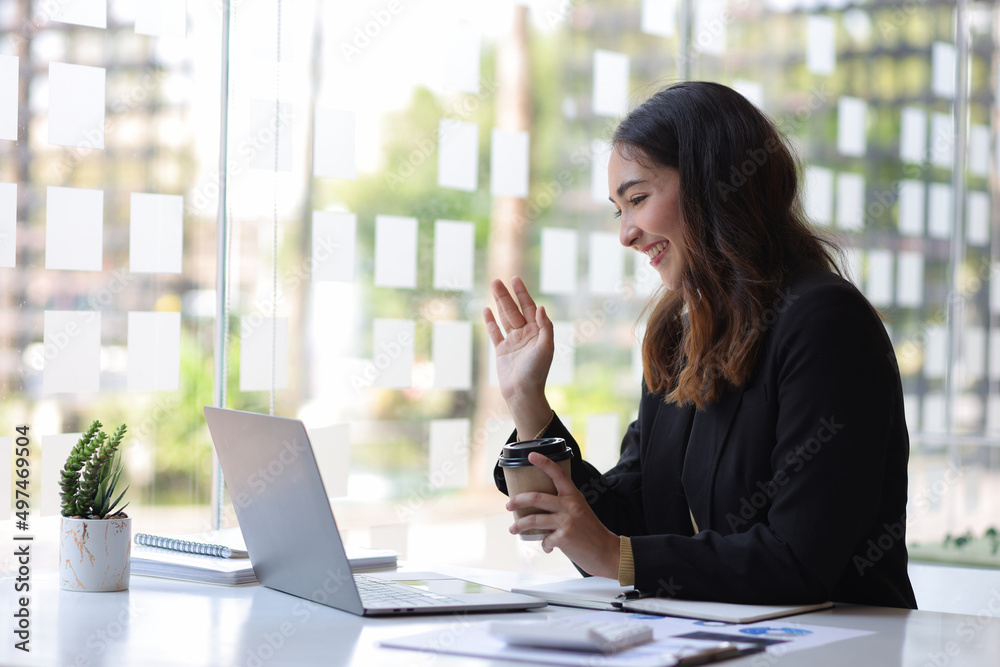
top-left (507, 395), bottom-right (553, 441)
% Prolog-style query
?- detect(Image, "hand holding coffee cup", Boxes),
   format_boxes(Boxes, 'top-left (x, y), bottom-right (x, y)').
top-left (498, 438), bottom-right (574, 540)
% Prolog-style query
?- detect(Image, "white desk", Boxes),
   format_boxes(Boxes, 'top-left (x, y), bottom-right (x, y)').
top-left (3, 565), bottom-right (1000, 667)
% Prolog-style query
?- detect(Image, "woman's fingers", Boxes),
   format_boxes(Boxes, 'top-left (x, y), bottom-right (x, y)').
top-left (506, 491), bottom-right (561, 514)
top-left (527, 452), bottom-right (575, 495)
top-left (511, 276), bottom-right (537, 324)
top-left (491, 279), bottom-right (527, 332)
top-left (482, 308), bottom-right (505, 347)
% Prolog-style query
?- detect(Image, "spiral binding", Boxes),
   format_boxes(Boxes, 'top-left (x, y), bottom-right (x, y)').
top-left (134, 533), bottom-right (233, 558)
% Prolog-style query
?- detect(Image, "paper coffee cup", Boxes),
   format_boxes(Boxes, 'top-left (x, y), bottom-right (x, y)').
top-left (497, 438), bottom-right (574, 541)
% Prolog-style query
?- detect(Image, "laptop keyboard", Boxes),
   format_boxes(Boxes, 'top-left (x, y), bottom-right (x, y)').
top-left (355, 574), bottom-right (463, 608)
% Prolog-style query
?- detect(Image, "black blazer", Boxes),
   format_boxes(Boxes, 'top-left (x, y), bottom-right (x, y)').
top-left (496, 267), bottom-right (917, 609)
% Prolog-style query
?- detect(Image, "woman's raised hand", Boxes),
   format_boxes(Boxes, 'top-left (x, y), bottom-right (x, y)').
top-left (482, 277), bottom-right (554, 437)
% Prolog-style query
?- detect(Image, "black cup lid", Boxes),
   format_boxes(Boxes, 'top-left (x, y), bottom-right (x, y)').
top-left (497, 437), bottom-right (573, 467)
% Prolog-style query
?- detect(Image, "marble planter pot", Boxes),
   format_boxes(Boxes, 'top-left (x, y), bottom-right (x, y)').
top-left (59, 516), bottom-right (131, 592)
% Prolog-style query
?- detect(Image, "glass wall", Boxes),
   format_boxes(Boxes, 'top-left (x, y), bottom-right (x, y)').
top-left (2, 0), bottom-right (998, 572)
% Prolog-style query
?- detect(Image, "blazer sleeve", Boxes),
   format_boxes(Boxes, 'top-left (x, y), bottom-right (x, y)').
top-left (630, 282), bottom-right (902, 604)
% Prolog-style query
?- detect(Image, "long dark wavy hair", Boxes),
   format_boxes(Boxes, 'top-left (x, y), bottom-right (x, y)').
top-left (614, 81), bottom-right (840, 408)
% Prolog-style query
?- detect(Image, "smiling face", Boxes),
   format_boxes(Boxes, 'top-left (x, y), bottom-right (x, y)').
top-left (608, 146), bottom-right (687, 291)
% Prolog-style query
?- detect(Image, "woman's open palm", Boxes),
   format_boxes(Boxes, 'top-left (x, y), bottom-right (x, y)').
top-left (482, 277), bottom-right (554, 403)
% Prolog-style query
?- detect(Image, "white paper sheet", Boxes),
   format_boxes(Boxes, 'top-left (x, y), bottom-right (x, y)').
top-left (311, 211), bottom-right (356, 283)
top-left (308, 424), bottom-right (350, 497)
top-left (932, 41), bottom-right (956, 99)
top-left (135, 0), bottom-right (187, 38)
top-left (239, 316), bottom-right (287, 391)
top-left (127, 311), bottom-right (181, 391)
top-left (929, 113), bottom-right (954, 169)
top-left (924, 324), bottom-right (948, 379)
top-left (804, 165), bottom-right (833, 226)
top-left (968, 124), bottom-right (990, 177)
top-left (129, 192), bottom-right (183, 273)
top-left (433, 220), bottom-right (474, 291)
top-left (592, 50), bottom-right (629, 118)
top-left (0, 182), bottom-right (15, 268)
top-left (42, 434), bottom-right (81, 516)
top-left (550, 321), bottom-right (575, 386)
top-left (432, 321), bottom-right (472, 390)
top-left (43, 311), bottom-right (100, 394)
top-left (967, 191), bottom-right (990, 246)
top-left (48, 62), bottom-right (105, 150)
top-left (374, 215), bottom-right (418, 289)
top-left (439, 119), bottom-right (479, 192)
top-left (491, 128), bottom-right (529, 198)
top-left (899, 107), bottom-right (927, 163)
top-left (248, 99), bottom-right (293, 172)
top-left (896, 252), bottom-right (924, 307)
top-left (963, 328), bottom-right (985, 381)
top-left (694, 0), bottom-right (726, 55)
top-left (590, 139), bottom-right (612, 203)
top-left (429, 419), bottom-right (470, 489)
top-left (46, 186), bottom-right (103, 271)
top-left (732, 80), bottom-right (763, 109)
top-left (585, 413), bottom-right (621, 474)
top-left (837, 97), bottom-right (867, 157)
top-left (927, 183), bottom-right (953, 239)
top-left (864, 250), bottom-right (893, 307)
top-left (835, 173), bottom-right (865, 231)
top-left (371, 319), bottom-right (415, 389)
top-left (540, 228), bottom-right (578, 295)
top-left (52, 0), bottom-right (105, 28)
top-left (806, 15), bottom-right (836, 75)
top-left (641, 0), bottom-right (676, 37)
top-left (442, 28), bottom-right (481, 93)
top-left (313, 107), bottom-right (356, 179)
top-left (0, 55), bottom-right (16, 141)
top-left (897, 180), bottom-right (925, 237)
top-left (589, 232), bottom-right (624, 295)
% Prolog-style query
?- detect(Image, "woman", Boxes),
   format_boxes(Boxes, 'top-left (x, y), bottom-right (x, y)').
top-left (484, 81), bottom-right (916, 609)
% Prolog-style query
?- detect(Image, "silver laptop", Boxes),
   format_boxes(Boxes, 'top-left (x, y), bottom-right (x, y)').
top-left (204, 407), bottom-right (546, 616)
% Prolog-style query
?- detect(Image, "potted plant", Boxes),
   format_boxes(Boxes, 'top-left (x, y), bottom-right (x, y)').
top-left (58, 420), bottom-right (131, 592)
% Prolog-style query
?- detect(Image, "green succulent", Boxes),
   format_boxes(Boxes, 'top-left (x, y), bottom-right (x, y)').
top-left (59, 421), bottom-right (130, 519)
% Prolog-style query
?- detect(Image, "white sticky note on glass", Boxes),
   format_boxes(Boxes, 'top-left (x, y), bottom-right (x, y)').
top-left (127, 311), bottom-right (181, 391)
top-left (432, 321), bottom-right (472, 390)
top-left (43, 311), bottom-right (100, 394)
top-left (804, 165), bottom-right (833, 226)
top-left (694, 0), bottom-right (726, 55)
top-left (0, 55), bottom-right (16, 141)
top-left (899, 107), bottom-right (926, 163)
top-left (371, 319), bottom-right (415, 389)
top-left (308, 424), bottom-right (350, 498)
top-left (932, 42), bottom-right (956, 99)
top-left (490, 129), bottom-right (529, 198)
top-left (312, 211), bottom-right (356, 283)
top-left (438, 119), bottom-right (479, 192)
top-left (429, 419), bottom-right (470, 489)
top-left (967, 192), bottom-right (990, 247)
top-left (550, 321), bottom-right (575, 386)
top-left (42, 434), bottom-right (81, 516)
top-left (589, 232), bottom-right (624, 295)
top-left (590, 139), bottom-right (612, 203)
top-left (806, 15), bottom-right (836, 75)
top-left (927, 183), bottom-right (953, 239)
top-left (46, 186), bottom-right (103, 271)
top-left (963, 328), bottom-right (985, 381)
top-left (921, 393), bottom-right (946, 434)
top-left (48, 62), bottom-right (105, 150)
top-left (835, 172), bottom-right (865, 231)
top-left (314, 107), bottom-right (356, 179)
top-left (930, 113), bottom-right (954, 168)
top-left (641, 0), bottom-right (676, 37)
top-left (130, 192), bottom-right (183, 273)
top-left (865, 250), bottom-right (893, 307)
top-left (924, 325), bottom-right (948, 379)
top-left (837, 97), bottom-right (867, 157)
top-left (0, 182), bottom-right (15, 268)
top-left (896, 252), bottom-right (924, 307)
top-left (52, 0), bottom-right (105, 28)
top-left (592, 50), bottom-right (629, 118)
top-left (443, 29), bottom-right (481, 93)
top-left (374, 215), bottom-right (417, 289)
top-left (540, 228), bottom-right (578, 295)
top-left (586, 413), bottom-right (621, 474)
top-left (249, 99), bottom-right (293, 172)
top-left (969, 124), bottom-right (990, 178)
top-left (897, 180), bottom-right (925, 237)
top-left (136, 0), bottom-right (187, 38)
top-left (239, 316), bottom-right (288, 391)
top-left (433, 220), bottom-right (474, 291)
top-left (732, 80), bottom-right (763, 109)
